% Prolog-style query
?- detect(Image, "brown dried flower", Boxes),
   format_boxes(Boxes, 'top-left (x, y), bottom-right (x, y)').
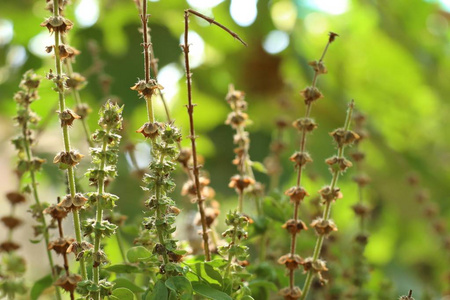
top-left (195, 207), bottom-right (219, 228)
top-left (40, 16), bottom-right (73, 34)
top-left (329, 128), bottom-right (359, 147)
top-left (58, 109), bottom-right (81, 127)
top-left (308, 60), bottom-right (327, 75)
top-left (6, 192), bottom-right (26, 205)
top-left (44, 204), bottom-right (69, 220)
top-left (0, 241), bottom-right (20, 252)
top-left (285, 186), bottom-right (309, 203)
top-left (318, 186), bottom-right (342, 203)
top-left (279, 286), bottom-right (302, 300)
top-left (48, 237), bottom-right (75, 255)
top-left (0, 216), bottom-right (23, 230)
top-left (58, 44), bottom-right (80, 60)
top-left (310, 218), bottom-right (338, 236)
top-left (282, 219), bottom-right (308, 235)
top-left (66, 72), bottom-right (86, 90)
top-left (292, 118), bottom-right (318, 132)
top-left (130, 79), bottom-right (163, 98)
top-left (278, 254), bottom-right (303, 271)
top-left (325, 156), bottom-right (353, 172)
top-left (225, 111), bottom-right (248, 128)
top-left (300, 86), bottom-right (323, 104)
top-left (136, 122), bottom-right (162, 139)
top-left (290, 152), bottom-right (313, 167)
top-left (58, 193), bottom-right (87, 210)
top-left (54, 274), bottom-right (82, 293)
top-left (228, 175), bottom-right (255, 192)
top-left (53, 150), bottom-right (84, 167)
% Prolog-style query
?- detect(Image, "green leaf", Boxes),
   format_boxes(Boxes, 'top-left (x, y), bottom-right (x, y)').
top-left (248, 279), bottom-right (278, 292)
top-left (105, 264), bottom-right (140, 273)
top-left (165, 276), bottom-right (193, 300)
top-left (126, 246), bottom-right (151, 263)
top-left (203, 263), bottom-right (223, 285)
top-left (251, 161), bottom-right (267, 174)
top-left (112, 288), bottom-right (134, 300)
top-left (146, 281), bottom-right (168, 300)
top-left (192, 282), bottom-right (232, 300)
top-left (30, 274), bottom-right (53, 300)
top-left (113, 278), bottom-right (144, 293)
top-left (262, 197), bottom-right (285, 223)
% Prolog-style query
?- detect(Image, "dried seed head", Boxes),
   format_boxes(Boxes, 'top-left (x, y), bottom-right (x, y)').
top-left (0, 216), bottom-right (23, 230)
top-left (279, 286), bottom-right (302, 300)
top-left (325, 156), bottom-right (353, 172)
top-left (40, 16), bottom-right (73, 34)
top-left (44, 204), bottom-right (69, 221)
top-left (65, 72), bottom-right (86, 90)
top-left (53, 150), bottom-right (84, 167)
top-left (74, 103), bottom-right (91, 119)
top-left (58, 109), bottom-right (81, 127)
top-left (290, 152), bottom-right (313, 167)
top-left (328, 32), bottom-right (339, 43)
top-left (318, 186), bottom-right (342, 203)
top-left (167, 251), bottom-right (184, 263)
top-left (352, 203), bottom-right (371, 217)
top-left (278, 254), bottom-right (303, 271)
top-left (282, 219), bottom-right (308, 234)
top-left (0, 241), bottom-right (20, 252)
top-left (310, 218), bottom-right (338, 236)
top-left (48, 237), bottom-right (75, 255)
top-left (195, 207), bottom-right (219, 228)
top-left (58, 44), bottom-right (80, 60)
top-left (225, 111), bottom-right (248, 128)
top-left (329, 128), bottom-right (360, 147)
top-left (285, 186), bottom-right (309, 203)
top-left (177, 148), bottom-right (192, 166)
top-left (58, 193), bottom-right (87, 211)
top-left (292, 118), bottom-right (318, 132)
top-left (300, 86), bottom-right (323, 105)
top-left (228, 175), bottom-right (255, 192)
top-left (6, 192), bottom-right (26, 205)
top-left (275, 118), bottom-right (289, 129)
top-left (308, 60), bottom-right (327, 75)
top-left (130, 79), bottom-right (163, 98)
top-left (136, 122), bottom-right (162, 139)
top-left (54, 274), bottom-right (82, 293)
top-left (350, 151), bottom-right (365, 162)
top-left (301, 257), bottom-right (328, 273)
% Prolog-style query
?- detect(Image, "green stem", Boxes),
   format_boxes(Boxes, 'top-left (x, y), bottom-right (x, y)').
top-left (225, 218), bottom-right (238, 278)
top-left (93, 134), bottom-right (109, 300)
top-left (155, 150), bottom-right (170, 266)
top-left (52, 0), bottom-right (87, 278)
top-left (116, 229), bottom-right (127, 263)
top-left (22, 93), bottom-right (62, 300)
top-left (300, 101), bottom-right (354, 300)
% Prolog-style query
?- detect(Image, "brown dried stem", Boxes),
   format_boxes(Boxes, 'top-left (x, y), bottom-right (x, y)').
top-left (287, 33), bottom-right (337, 294)
top-left (182, 9), bottom-right (247, 261)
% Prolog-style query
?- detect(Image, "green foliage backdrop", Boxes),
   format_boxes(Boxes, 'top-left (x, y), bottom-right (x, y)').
top-left (0, 0), bottom-right (449, 298)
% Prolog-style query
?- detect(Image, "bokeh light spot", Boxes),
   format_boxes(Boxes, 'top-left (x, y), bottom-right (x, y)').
top-left (230, 0), bottom-right (258, 27)
top-left (271, 1), bottom-right (297, 32)
top-left (263, 30), bottom-right (290, 54)
top-left (179, 31), bottom-right (205, 68)
top-left (75, 0), bottom-right (99, 28)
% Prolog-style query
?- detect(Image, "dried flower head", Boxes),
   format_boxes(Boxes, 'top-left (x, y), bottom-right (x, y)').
top-left (310, 218), bottom-right (338, 236)
top-left (6, 192), bottom-right (26, 205)
top-left (290, 152), bottom-right (313, 167)
top-left (285, 186), bottom-right (309, 203)
top-left (195, 207), bottom-right (219, 228)
top-left (53, 150), bottom-right (84, 167)
top-left (318, 186), bottom-right (342, 203)
top-left (329, 128), bottom-right (360, 147)
top-left (136, 122), bottom-right (162, 139)
top-left (308, 60), bottom-right (327, 75)
top-left (65, 72), bottom-right (86, 90)
top-left (282, 219), bottom-right (308, 235)
top-left (44, 204), bottom-right (69, 220)
top-left (0, 216), bottom-right (23, 230)
top-left (352, 203), bottom-right (371, 217)
top-left (48, 237), bottom-right (75, 255)
top-left (54, 274), bottom-right (82, 293)
top-left (130, 79), bottom-right (163, 98)
top-left (228, 175), bottom-right (255, 192)
top-left (40, 16), bottom-right (73, 34)
top-left (301, 257), bottom-right (328, 273)
top-left (225, 111), bottom-right (248, 128)
top-left (292, 118), bottom-right (318, 132)
top-left (0, 241), bottom-right (20, 252)
top-left (325, 156), bottom-right (353, 172)
top-left (58, 44), bottom-right (80, 60)
top-left (279, 287), bottom-right (302, 300)
top-left (177, 148), bottom-right (192, 166)
top-left (328, 32), bottom-right (339, 43)
top-left (74, 103), bottom-right (92, 119)
top-left (300, 86), bottom-right (323, 104)
top-left (58, 193), bottom-right (87, 210)
top-left (58, 109), bottom-right (81, 127)
top-left (278, 254), bottom-right (303, 271)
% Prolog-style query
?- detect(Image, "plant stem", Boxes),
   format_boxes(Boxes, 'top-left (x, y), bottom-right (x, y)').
top-left (57, 218), bottom-right (75, 300)
top-left (52, 0), bottom-right (87, 280)
top-left (92, 133), bottom-right (109, 300)
top-left (182, 9), bottom-right (211, 261)
top-left (287, 36), bottom-right (334, 292)
top-left (300, 101), bottom-right (354, 300)
top-left (22, 90), bottom-right (62, 300)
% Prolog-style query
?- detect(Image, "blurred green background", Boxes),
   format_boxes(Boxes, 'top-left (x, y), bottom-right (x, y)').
top-left (1, 0), bottom-right (450, 298)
